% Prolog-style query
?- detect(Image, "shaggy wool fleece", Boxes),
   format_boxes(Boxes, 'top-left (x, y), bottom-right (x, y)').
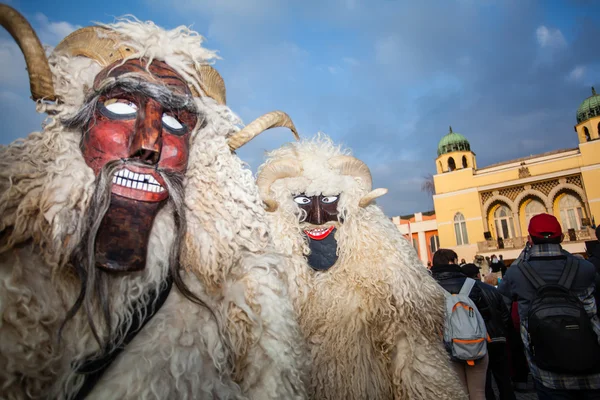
top-left (257, 134), bottom-right (467, 400)
top-left (0, 18), bottom-right (308, 400)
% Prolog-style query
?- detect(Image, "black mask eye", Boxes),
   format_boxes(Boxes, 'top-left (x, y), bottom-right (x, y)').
top-left (321, 196), bottom-right (338, 204)
top-left (162, 114), bottom-right (187, 135)
top-left (99, 99), bottom-right (138, 120)
top-left (294, 196), bottom-right (311, 205)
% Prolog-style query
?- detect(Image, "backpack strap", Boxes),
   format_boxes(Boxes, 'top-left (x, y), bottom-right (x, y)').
top-left (519, 260), bottom-right (546, 289)
top-left (459, 278), bottom-right (476, 296)
top-left (71, 274), bottom-right (173, 400)
top-left (558, 257), bottom-right (579, 290)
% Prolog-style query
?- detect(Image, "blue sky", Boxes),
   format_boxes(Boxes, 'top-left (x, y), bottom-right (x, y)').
top-left (1, 0), bottom-right (599, 217)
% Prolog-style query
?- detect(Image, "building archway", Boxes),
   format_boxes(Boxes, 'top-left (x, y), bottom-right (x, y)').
top-left (493, 204), bottom-right (516, 239)
top-left (514, 189), bottom-right (551, 212)
top-left (482, 195), bottom-right (517, 239)
top-left (523, 197), bottom-right (546, 229)
top-left (556, 192), bottom-right (587, 231)
top-left (448, 157), bottom-right (456, 171)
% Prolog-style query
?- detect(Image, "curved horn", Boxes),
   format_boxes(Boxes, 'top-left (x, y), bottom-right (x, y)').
top-left (256, 159), bottom-right (302, 212)
top-left (228, 111), bottom-right (299, 151)
top-left (0, 4), bottom-right (56, 101)
top-left (359, 188), bottom-right (388, 208)
top-left (197, 64), bottom-right (226, 105)
top-left (328, 155), bottom-right (372, 191)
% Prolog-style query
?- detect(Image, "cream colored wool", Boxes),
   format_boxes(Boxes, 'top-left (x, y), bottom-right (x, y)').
top-left (257, 133), bottom-right (467, 400)
top-left (0, 18), bottom-right (308, 399)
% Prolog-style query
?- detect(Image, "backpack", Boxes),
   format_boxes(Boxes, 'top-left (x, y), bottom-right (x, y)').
top-left (520, 257), bottom-right (600, 374)
top-left (443, 278), bottom-right (489, 365)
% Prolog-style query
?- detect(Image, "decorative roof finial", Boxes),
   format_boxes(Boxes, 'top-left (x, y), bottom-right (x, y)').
top-left (593, 87), bottom-right (597, 96)
top-left (449, 125), bottom-right (453, 134)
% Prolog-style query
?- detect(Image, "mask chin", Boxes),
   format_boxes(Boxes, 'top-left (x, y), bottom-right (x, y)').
top-left (304, 227), bottom-right (339, 271)
top-left (95, 193), bottom-right (166, 272)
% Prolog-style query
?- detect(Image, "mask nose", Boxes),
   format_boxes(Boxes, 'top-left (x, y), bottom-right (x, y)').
top-left (313, 197), bottom-right (323, 225)
top-left (130, 100), bottom-right (162, 165)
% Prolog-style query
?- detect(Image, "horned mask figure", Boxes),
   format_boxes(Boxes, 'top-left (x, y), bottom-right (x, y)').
top-left (0, 5), bottom-right (308, 399)
top-left (256, 134), bottom-right (466, 399)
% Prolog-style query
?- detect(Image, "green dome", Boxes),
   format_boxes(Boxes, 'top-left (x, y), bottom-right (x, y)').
top-left (577, 87), bottom-right (600, 124)
top-left (437, 126), bottom-right (471, 156)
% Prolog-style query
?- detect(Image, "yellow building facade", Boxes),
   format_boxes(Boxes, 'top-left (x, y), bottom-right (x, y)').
top-left (433, 88), bottom-right (600, 262)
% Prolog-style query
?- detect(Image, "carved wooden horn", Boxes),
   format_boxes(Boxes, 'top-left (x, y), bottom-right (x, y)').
top-left (256, 159), bottom-right (302, 211)
top-left (228, 111), bottom-right (299, 151)
top-left (0, 4), bottom-right (56, 101)
top-left (328, 155), bottom-right (388, 207)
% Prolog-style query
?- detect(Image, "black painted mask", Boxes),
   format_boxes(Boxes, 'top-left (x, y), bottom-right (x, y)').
top-left (294, 193), bottom-right (340, 271)
top-left (293, 194), bottom-right (339, 226)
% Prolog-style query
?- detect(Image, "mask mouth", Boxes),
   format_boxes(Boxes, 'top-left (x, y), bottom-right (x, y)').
top-left (111, 166), bottom-right (168, 202)
top-left (304, 225), bottom-right (335, 240)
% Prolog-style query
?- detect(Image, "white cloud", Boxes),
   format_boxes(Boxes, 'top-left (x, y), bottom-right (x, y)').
top-left (535, 25), bottom-right (567, 49)
top-left (328, 66), bottom-right (340, 74)
top-left (33, 13), bottom-right (82, 46)
top-left (0, 39), bottom-right (28, 87)
top-left (0, 14), bottom-right (80, 145)
top-left (0, 14), bottom-right (80, 89)
top-left (568, 65), bottom-right (585, 81)
top-left (343, 57), bottom-right (359, 66)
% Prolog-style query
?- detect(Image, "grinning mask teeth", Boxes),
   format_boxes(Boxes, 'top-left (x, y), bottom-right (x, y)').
top-left (112, 169), bottom-right (166, 194)
top-left (304, 225), bottom-right (335, 240)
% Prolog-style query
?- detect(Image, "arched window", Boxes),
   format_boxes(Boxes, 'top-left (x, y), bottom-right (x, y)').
top-left (558, 194), bottom-right (586, 231)
top-left (494, 205), bottom-right (515, 239)
top-left (454, 213), bottom-right (469, 245)
top-left (524, 199), bottom-right (545, 228)
top-left (430, 235), bottom-right (440, 253)
top-left (462, 155), bottom-right (468, 168)
top-left (448, 157), bottom-right (456, 171)
top-left (584, 127), bottom-right (591, 142)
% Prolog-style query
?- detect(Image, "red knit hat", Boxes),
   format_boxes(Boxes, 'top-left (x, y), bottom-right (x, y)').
top-left (528, 213), bottom-right (562, 239)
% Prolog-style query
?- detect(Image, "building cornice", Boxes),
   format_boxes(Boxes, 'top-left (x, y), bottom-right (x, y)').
top-left (477, 168), bottom-right (582, 191)
top-left (474, 150), bottom-right (580, 176)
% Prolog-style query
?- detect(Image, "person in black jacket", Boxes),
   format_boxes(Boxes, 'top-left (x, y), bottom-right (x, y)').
top-left (432, 249), bottom-right (516, 400)
top-left (588, 226), bottom-right (600, 317)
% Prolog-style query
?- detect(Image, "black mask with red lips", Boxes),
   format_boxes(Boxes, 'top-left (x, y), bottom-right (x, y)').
top-left (294, 194), bottom-right (341, 271)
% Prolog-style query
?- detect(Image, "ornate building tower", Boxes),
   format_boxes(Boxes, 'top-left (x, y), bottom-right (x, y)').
top-left (435, 126), bottom-right (477, 174)
top-left (575, 87), bottom-right (600, 143)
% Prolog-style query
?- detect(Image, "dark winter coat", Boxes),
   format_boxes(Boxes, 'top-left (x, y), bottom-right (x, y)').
top-left (431, 264), bottom-right (512, 342)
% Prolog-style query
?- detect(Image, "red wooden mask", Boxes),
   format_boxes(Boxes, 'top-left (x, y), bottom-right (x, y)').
top-left (82, 59), bottom-right (197, 272)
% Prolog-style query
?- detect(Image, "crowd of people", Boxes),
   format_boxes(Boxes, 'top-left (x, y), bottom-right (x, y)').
top-left (430, 214), bottom-right (600, 400)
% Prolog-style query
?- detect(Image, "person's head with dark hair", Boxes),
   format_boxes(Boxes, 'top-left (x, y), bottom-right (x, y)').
top-left (461, 263), bottom-right (481, 280)
top-left (528, 213), bottom-right (564, 245)
top-left (432, 249), bottom-right (458, 267)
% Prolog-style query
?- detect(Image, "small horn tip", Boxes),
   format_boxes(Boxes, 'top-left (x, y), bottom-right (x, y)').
top-left (358, 188), bottom-right (388, 207)
top-left (264, 200), bottom-right (279, 212)
top-left (292, 128), bottom-right (300, 141)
